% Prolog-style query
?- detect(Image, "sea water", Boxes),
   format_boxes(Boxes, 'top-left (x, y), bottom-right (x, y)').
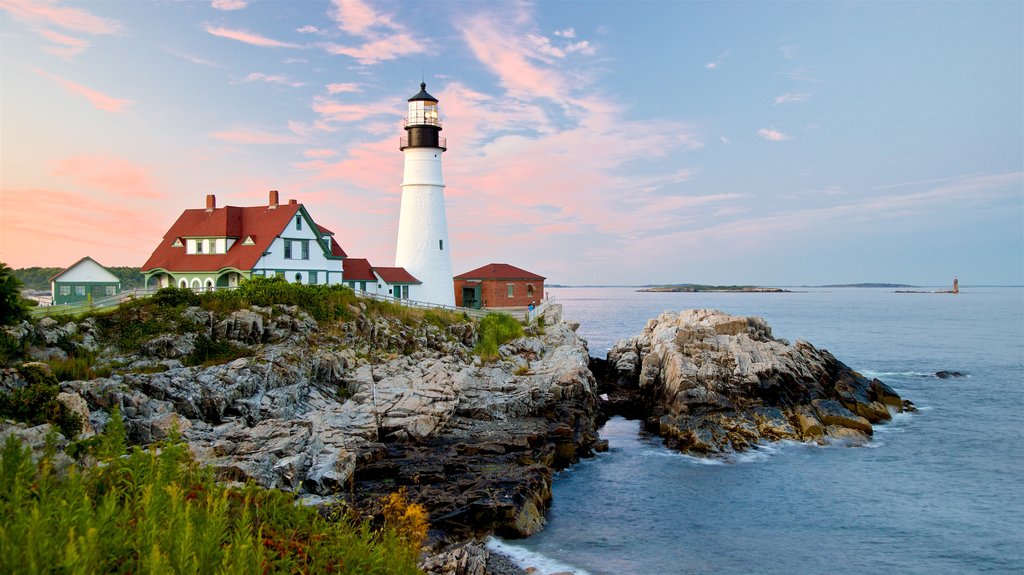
top-left (492, 286), bottom-right (1024, 574)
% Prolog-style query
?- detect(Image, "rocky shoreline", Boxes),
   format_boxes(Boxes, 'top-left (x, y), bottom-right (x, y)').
top-left (1, 303), bottom-right (912, 574)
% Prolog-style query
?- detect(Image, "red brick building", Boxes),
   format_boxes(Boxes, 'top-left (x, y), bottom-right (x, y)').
top-left (453, 263), bottom-right (545, 309)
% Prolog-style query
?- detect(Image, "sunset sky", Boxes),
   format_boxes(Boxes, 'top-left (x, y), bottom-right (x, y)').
top-left (2, 0), bottom-right (1021, 286)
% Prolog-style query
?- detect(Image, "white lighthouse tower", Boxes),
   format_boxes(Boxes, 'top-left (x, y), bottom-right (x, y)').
top-left (395, 82), bottom-right (455, 307)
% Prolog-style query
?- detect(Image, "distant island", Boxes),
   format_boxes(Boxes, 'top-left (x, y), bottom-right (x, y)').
top-left (637, 284), bottom-right (789, 293)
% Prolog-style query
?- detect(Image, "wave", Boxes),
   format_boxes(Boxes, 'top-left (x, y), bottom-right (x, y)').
top-left (485, 537), bottom-right (592, 575)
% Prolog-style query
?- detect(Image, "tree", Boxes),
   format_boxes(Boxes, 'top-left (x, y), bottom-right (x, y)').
top-left (0, 262), bottom-right (29, 325)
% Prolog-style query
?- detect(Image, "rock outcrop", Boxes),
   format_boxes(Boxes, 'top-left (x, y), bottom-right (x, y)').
top-left (606, 309), bottom-right (913, 454)
top-left (3, 302), bottom-right (600, 545)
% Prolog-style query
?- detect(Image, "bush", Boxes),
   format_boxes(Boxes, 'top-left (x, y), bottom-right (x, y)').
top-left (0, 420), bottom-right (424, 574)
top-left (474, 313), bottom-right (524, 362)
top-left (0, 262), bottom-right (29, 326)
top-left (45, 353), bottom-right (112, 382)
top-left (152, 286), bottom-right (201, 307)
top-left (0, 364), bottom-right (82, 438)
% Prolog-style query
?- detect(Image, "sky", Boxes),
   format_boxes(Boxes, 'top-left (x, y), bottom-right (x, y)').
top-left (1, 0), bottom-right (1022, 286)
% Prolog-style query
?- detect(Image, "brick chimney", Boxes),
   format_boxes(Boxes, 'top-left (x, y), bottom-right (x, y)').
top-left (206, 194), bottom-right (216, 212)
top-left (269, 190), bottom-right (279, 209)
top-left (289, 199), bottom-right (297, 205)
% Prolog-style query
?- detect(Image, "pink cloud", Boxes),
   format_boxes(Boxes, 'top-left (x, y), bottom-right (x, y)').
top-left (312, 96), bottom-right (395, 124)
top-left (243, 72), bottom-right (304, 87)
top-left (1, 187), bottom-right (163, 267)
top-left (328, 0), bottom-right (396, 36)
top-left (2, 0), bottom-right (122, 58)
top-left (53, 155), bottom-right (165, 199)
top-left (35, 69), bottom-right (132, 112)
top-left (211, 0), bottom-right (248, 11)
top-left (327, 82), bottom-right (362, 94)
top-left (36, 27), bottom-right (90, 58)
top-left (1, 0), bottom-right (123, 35)
top-left (321, 33), bottom-right (425, 65)
top-left (204, 24), bottom-right (301, 48)
top-left (208, 127), bottom-right (302, 145)
top-left (757, 128), bottom-right (790, 141)
top-left (303, 149), bottom-right (338, 159)
top-left (322, 0), bottom-right (425, 64)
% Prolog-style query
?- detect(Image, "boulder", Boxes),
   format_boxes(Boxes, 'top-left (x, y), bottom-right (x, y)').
top-left (607, 309), bottom-right (911, 455)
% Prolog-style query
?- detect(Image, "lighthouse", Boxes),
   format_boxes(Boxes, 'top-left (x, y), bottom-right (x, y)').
top-left (395, 82), bottom-right (455, 306)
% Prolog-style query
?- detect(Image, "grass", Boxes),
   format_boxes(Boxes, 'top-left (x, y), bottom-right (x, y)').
top-left (474, 313), bottom-right (525, 362)
top-left (0, 410), bottom-right (426, 575)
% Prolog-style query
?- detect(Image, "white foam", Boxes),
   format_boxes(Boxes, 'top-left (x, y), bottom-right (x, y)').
top-left (485, 537), bottom-right (592, 575)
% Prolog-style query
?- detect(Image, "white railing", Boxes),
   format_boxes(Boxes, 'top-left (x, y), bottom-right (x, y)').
top-left (29, 283), bottom-right (552, 324)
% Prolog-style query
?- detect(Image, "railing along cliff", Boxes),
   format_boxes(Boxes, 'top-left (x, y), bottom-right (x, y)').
top-left (29, 285), bottom-right (550, 324)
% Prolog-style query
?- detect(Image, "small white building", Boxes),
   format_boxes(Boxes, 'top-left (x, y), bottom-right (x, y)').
top-left (50, 256), bottom-right (122, 305)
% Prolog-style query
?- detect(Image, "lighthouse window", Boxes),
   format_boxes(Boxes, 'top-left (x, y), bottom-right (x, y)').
top-left (439, 239), bottom-right (444, 251)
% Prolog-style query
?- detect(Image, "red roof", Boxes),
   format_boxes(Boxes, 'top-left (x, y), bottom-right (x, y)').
top-left (343, 258), bottom-right (376, 281)
top-left (142, 202), bottom-right (343, 273)
top-left (374, 267), bottom-right (421, 284)
top-left (454, 263), bottom-right (545, 281)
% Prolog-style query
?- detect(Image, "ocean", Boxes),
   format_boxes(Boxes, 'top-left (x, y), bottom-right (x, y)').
top-left (490, 286), bottom-right (1024, 574)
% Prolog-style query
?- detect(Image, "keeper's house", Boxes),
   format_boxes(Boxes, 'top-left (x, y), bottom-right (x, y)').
top-left (453, 263), bottom-right (545, 309)
top-left (50, 256), bottom-right (122, 306)
top-left (141, 191), bottom-right (347, 290)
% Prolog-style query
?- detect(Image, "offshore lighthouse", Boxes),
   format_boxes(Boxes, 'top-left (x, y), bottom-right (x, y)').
top-left (395, 83), bottom-right (454, 306)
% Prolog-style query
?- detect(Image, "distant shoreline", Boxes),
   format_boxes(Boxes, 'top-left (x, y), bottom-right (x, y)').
top-left (636, 285), bottom-right (790, 293)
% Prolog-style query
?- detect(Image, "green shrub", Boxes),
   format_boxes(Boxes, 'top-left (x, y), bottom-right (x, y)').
top-left (473, 313), bottom-right (524, 362)
top-left (152, 286), bottom-right (201, 307)
top-left (184, 335), bottom-right (248, 367)
top-left (46, 353), bottom-right (112, 382)
top-left (0, 416), bottom-right (423, 574)
top-left (0, 364), bottom-right (82, 438)
top-left (0, 331), bottom-right (27, 366)
top-left (0, 262), bottom-right (29, 326)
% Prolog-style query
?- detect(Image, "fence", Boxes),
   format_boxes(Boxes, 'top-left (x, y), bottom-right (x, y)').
top-left (29, 284), bottom-right (552, 324)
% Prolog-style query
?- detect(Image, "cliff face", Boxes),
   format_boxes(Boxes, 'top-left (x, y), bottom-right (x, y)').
top-left (1, 302), bottom-right (600, 544)
top-left (606, 309), bottom-right (913, 454)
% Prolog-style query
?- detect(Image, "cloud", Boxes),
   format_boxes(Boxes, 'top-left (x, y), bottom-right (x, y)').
top-left (779, 44), bottom-right (798, 59)
top-left (204, 24), bottom-right (302, 48)
top-left (328, 0), bottom-right (396, 36)
top-left (243, 72), bottom-right (304, 87)
top-left (2, 0), bottom-right (122, 58)
top-left (165, 47), bottom-right (222, 67)
top-left (297, 25), bottom-right (322, 34)
top-left (35, 27), bottom-right (90, 58)
top-left (312, 96), bottom-right (394, 125)
top-left (554, 27), bottom-right (576, 38)
top-left (208, 127), bottom-right (302, 145)
top-left (1, 0), bottom-right (123, 35)
top-left (321, 34), bottom-right (424, 65)
top-left (53, 155), bottom-right (164, 199)
top-left (785, 66), bottom-right (819, 83)
top-left (303, 149), bottom-right (338, 159)
top-left (211, 0), bottom-right (248, 11)
top-left (35, 69), bottom-right (132, 112)
top-left (757, 128), bottom-right (790, 142)
top-left (322, 0), bottom-right (426, 64)
top-left (773, 93), bottom-right (811, 105)
top-left (705, 50), bottom-right (730, 70)
top-left (720, 136), bottom-right (732, 144)
top-left (326, 82), bottom-right (362, 94)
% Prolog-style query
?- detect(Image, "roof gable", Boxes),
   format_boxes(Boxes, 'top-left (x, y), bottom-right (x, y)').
top-left (50, 256), bottom-right (120, 283)
top-left (142, 203), bottom-right (300, 272)
top-left (454, 263), bottom-right (545, 281)
top-left (343, 258), bottom-right (376, 281)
